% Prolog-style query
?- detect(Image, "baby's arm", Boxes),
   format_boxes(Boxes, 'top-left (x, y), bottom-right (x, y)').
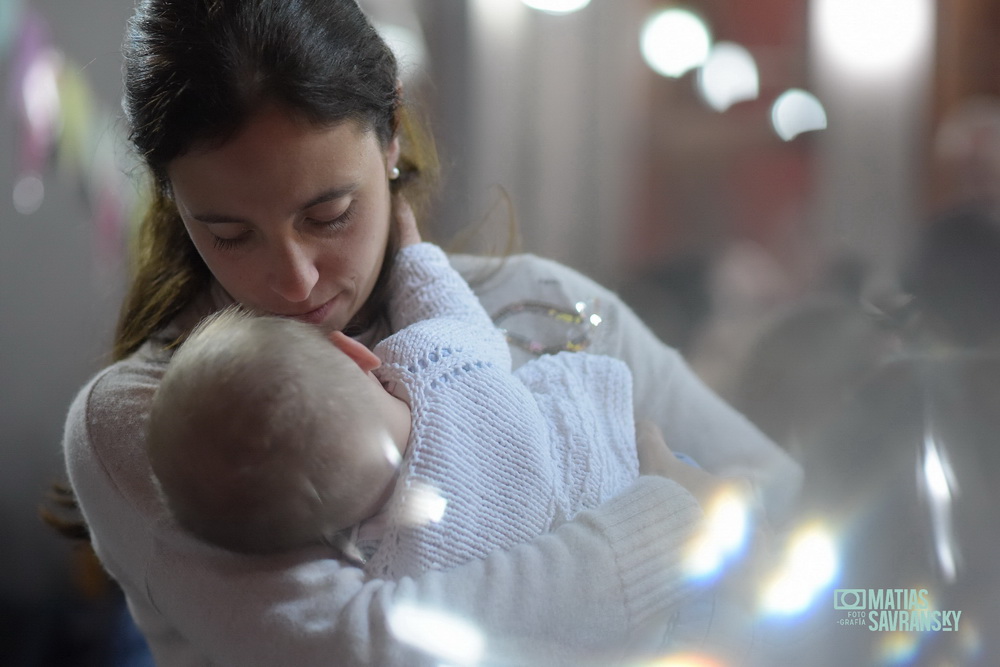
top-left (387, 198), bottom-right (498, 335)
top-left (377, 242), bottom-right (511, 375)
top-left (387, 243), bottom-right (497, 334)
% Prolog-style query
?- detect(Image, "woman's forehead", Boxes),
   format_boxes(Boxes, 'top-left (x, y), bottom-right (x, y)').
top-left (167, 112), bottom-right (383, 211)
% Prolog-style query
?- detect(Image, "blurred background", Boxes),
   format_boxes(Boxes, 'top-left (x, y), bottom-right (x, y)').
top-left (2, 0), bottom-right (999, 664)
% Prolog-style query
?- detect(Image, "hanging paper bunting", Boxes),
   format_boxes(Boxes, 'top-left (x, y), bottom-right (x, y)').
top-left (4, 1), bottom-right (142, 270)
top-left (0, 0), bottom-right (24, 58)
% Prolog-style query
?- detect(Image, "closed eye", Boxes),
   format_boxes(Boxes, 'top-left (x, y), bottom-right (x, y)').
top-left (209, 223), bottom-right (253, 251)
top-left (309, 201), bottom-right (356, 232)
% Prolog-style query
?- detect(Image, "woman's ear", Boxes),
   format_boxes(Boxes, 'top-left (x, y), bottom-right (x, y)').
top-left (328, 331), bottom-right (382, 373)
top-left (387, 135), bottom-right (401, 175)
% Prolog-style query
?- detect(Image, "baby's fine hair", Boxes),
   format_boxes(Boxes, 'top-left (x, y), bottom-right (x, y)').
top-left (147, 306), bottom-right (376, 553)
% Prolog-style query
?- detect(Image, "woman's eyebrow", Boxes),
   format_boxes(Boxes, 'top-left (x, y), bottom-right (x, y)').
top-left (191, 184), bottom-right (361, 224)
top-left (299, 184), bottom-right (360, 210)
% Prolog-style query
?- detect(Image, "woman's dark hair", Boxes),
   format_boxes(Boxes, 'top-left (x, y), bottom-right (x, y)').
top-left (115, 0), bottom-right (438, 359)
top-left (125, 0), bottom-right (399, 187)
top-left (44, 0), bottom-right (440, 543)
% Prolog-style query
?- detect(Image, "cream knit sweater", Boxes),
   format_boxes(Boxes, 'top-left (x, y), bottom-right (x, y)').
top-left (64, 247), bottom-right (801, 666)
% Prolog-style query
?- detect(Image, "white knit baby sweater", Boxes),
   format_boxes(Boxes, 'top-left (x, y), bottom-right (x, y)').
top-left (366, 244), bottom-right (639, 578)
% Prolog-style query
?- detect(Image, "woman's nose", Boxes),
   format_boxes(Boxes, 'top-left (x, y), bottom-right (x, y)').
top-left (268, 241), bottom-right (319, 303)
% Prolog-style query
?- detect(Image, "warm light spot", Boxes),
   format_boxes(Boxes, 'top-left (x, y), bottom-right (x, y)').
top-left (760, 523), bottom-right (839, 616)
top-left (635, 652), bottom-right (725, 666)
top-left (876, 631), bottom-right (921, 665)
top-left (684, 487), bottom-right (750, 580)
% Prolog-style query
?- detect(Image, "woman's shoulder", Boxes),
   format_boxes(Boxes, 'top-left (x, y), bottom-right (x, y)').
top-left (74, 341), bottom-right (169, 421)
top-left (450, 251), bottom-right (602, 286)
top-left (449, 252), bottom-right (613, 313)
top-left (65, 341), bottom-right (170, 494)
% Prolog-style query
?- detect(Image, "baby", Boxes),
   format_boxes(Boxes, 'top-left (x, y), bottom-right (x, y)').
top-left (149, 243), bottom-right (649, 576)
top-left (147, 305), bottom-right (411, 556)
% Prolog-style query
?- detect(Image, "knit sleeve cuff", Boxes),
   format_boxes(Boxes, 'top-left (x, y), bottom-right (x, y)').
top-left (583, 476), bottom-right (703, 629)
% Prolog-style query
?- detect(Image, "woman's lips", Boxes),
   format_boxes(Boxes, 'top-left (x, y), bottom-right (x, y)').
top-left (283, 296), bottom-right (337, 325)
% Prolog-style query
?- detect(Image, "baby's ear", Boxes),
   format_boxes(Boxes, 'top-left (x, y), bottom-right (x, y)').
top-left (328, 331), bottom-right (381, 373)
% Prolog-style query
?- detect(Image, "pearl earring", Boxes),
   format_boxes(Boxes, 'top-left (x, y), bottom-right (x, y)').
top-left (389, 166), bottom-right (401, 181)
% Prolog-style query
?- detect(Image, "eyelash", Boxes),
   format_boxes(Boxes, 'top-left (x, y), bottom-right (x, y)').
top-left (210, 204), bottom-right (357, 252)
top-left (212, 235), bottom-right (246, 252)
top-left (312, 202), bottom-right (356, 232)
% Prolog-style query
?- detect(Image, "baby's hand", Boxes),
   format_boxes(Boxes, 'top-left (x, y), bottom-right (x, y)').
top-left (635, 420), bottom-right (751, 514)
top-left (394, 195), bottom-right (422, 247)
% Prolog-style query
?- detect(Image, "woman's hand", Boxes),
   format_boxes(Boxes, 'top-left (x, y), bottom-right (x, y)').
top-left (394, 195), bottom-right (422, 247)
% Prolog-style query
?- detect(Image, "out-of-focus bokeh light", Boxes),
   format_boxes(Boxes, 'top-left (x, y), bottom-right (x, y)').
top-left (0, 0), bottom-right (23, 53)
top-left (696, 41), bottom-right (759, 112)
top-left (921, 432), bottom-right (960, 582)
top-left (759, 523), bottom-right (838, 616)
top-left (387, 603), bottom-right (485, 665)
top-left (22, 49), bottom-right (61, 134)
top-left (635, 653), bottom-right (725, 667)
top-left (683, 486), bottom-right (750, 581)
top-left (770, 89), bottom-right (827, 141)
top-left (575, 300), bottom-right (603, 327)
top-left (640, 8), bottom-right (712, 78)
top-left (812, 0), bottom-right (934, 76)
top-left (957, 617), bottom-right (984, 662)
top-left (875, 631), bottom-right (922, 665)
top-left (921, 433), bottom-right (956, 503)
top-left (373, 22), bottom-right (427, 82)
top-left (521, 0), bottom-right (591, 15)
top-left (13, 173), bottom-right (44, 214)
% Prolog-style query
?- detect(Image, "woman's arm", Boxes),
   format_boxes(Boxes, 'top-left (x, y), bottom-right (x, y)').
top-left (65, 356), bottom-right (703, 666)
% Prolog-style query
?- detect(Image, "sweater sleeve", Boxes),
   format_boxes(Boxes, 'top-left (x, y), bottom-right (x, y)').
top-left (64, 353), bottom-right (703, 667)
top-left (381, 242), bottom-right (511, 370)
top-left (388, 243), bottom-right (499, 335)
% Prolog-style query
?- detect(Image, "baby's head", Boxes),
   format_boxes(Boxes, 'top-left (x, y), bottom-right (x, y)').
top-left (147, 306), bottom-right (410, 554)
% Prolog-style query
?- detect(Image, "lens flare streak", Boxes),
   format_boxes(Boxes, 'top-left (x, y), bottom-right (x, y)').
top-left (759, 523), bottom-right (839, 616)
top-left (920, 431), bottom-right (960, 582)
top-left (683, 487), bottom-right (750, 581)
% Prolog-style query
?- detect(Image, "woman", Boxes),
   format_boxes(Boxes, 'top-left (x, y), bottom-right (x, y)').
top-left (63, 1), bottom-right (801, 664)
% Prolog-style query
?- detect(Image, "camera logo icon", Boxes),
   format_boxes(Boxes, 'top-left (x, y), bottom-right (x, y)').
top-left (834, 589), bottom-right (866, 610)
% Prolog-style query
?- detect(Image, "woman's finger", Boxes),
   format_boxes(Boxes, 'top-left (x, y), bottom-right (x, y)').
top-left (394, 195), bottom-right (422, 247)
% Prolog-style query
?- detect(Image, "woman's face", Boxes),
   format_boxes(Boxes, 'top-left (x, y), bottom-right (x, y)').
top-left (168, 108), bottom-right (399, 332)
